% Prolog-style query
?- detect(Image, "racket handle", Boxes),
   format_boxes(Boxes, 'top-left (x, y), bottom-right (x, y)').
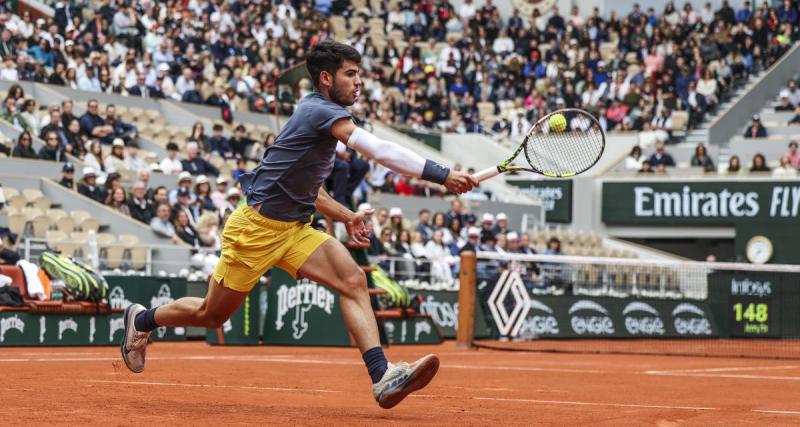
top-left (474, 166), bottom-right (501, 182)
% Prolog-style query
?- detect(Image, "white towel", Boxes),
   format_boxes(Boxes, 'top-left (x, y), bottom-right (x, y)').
top-left (0, 274), bottom-right (11, 288)
top-left (17, 260), bottom-right (45, 300)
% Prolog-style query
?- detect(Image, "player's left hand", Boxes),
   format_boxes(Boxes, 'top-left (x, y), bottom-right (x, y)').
top-left (346, 208), bottom-right (374, 247)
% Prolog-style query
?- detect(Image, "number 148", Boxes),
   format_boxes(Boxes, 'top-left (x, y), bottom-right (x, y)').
top-left (733, 303), bottom-right (768, 323)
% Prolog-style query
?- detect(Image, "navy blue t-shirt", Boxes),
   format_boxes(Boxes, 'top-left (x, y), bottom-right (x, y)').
top-left (239, 92), bottom-right (352, 222)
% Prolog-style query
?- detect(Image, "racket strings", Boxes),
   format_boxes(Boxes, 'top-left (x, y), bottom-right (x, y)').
top-left (525, 110), bottom-right (604, 176)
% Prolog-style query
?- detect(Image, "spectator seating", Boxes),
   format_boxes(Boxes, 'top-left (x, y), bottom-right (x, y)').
top-left (1, 184), bottom-right (148, 271)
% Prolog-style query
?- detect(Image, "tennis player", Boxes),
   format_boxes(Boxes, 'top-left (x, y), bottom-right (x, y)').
top-left (120, 41), bottom-right (478, 409)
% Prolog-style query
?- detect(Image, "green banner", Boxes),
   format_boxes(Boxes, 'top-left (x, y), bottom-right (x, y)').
top-left (416, 290), bottom-right (492, 339)
top-left (262, 268), bottom-right (351, 346)
top-left (507, 179), bottom-right (572, 223)
top-left (206, 284), bottom-right (261, 345)
top-left (382, 318), bottom-right (442, 344)
top-left (106, 276), bottom-right (188, 341)
top-left (483, 295), bottom-right (720, 338)
top-left (0, 312), bottom-right (124, 346)
top-left (602, 181), bottom-right (800, 225)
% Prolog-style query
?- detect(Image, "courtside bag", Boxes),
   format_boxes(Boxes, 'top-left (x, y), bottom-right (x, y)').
top-left (370, 265), bottom-right (411, 308)
top-left (40, 251), bottom-right (108, 303)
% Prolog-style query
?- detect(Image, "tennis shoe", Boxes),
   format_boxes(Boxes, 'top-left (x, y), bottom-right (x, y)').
top-left (372, 354), bottom-right (439, 409)
top-left (120, 304), bottom-right (151, 373)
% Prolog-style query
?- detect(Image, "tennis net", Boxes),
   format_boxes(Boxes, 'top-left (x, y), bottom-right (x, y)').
top-left (458, 252), bottom-right (800, 359)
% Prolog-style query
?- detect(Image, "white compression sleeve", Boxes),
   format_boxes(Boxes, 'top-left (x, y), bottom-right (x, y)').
top-left (347, 127), bottom-right (426, 177)
top-left (347, 127), bottom-right (451, 184)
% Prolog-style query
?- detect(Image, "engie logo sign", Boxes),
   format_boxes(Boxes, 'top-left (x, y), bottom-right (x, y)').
top-left (519, 300), bottom-right (560, 337)
top-left (672, 303), bottom-right (713, 336)
top-left (569, 300), bottom-right (615, 335)
top-left (623, 302), bottom-right (665, 336)
top-left (602, 182), bottom-right (800, 224)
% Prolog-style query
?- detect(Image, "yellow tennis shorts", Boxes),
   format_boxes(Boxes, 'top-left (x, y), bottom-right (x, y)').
top-left (213, 204), bottom-right (331, 292)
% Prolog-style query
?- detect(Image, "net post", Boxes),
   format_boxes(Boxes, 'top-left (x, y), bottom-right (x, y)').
top-left (456, 251), bottom-right (477, 349)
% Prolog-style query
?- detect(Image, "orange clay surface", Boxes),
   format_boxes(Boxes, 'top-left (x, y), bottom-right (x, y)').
top-left (1, 340), bottom-right (799, 426)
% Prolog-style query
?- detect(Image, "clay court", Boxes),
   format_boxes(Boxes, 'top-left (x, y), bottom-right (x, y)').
top-left (2, 341), bottom-right (799, 426)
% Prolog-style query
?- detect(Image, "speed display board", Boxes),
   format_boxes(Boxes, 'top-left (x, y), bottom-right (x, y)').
top-left (728, 280), bottom-right (781, 338)
top-left (710, 272), bottom-right (783, 338)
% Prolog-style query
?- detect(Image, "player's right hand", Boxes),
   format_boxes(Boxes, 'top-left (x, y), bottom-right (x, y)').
top-left (346, 208), bottom-right (374, 247)
top-left (444, 170), bottom-right (479, 194)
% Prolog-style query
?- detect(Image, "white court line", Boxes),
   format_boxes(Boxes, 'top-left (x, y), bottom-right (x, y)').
top-left (646, 365), bottom-right (799, 374)
top-left (473, 397), bottom-right (718, 411)
top-left (752, 410), bottom-right (800, 415)
top-left (646, 372), bottom-right (800, 381)
top-left (77, 379), bottom-right (340, 394)
top-left (0, 355), bottom-right (607, 374)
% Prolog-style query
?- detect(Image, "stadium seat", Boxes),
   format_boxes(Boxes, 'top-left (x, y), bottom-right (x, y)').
top-left (118, 234), bottom-right (139, 248)
top-left (78, 217), bottom-right (101, 233)
top-left (22, 207), bottom-right (43, 220)
top-left (22, 189), bottom-right (44, 203)
top-left (104, 244), bottom-right (125, 269)
top-left (45, 230), bottom-right (67, 250)
top-left (70, 210), bottom-right (91, 225)
top-left (53, 216), bottom-right (74, 233)
top-left (46, 209), bottom-right (67, 221)
top-left (2, 187), bottom-right (19, 199)
top-left (30, 215), bottom-right (52, 238)
top-left (129, 246), bottom-right (148, 270)
top-left (671, 111), bottom-right (689, 131)
top-left (69, 231), bottom-right (89, 256)
top-left (6, 213), bottom-right (26, 238)
top-left (477, 102), bottom-right (495, 120)
top-left (31, 196), bottom-right (51, 211)
top-left (95, 233), bottom-right (116, 247)
top-left (5, 194), bottom-right (26, 210)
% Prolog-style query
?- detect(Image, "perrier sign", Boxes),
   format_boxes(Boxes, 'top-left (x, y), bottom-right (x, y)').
top-left (263, 268), bottom-right (351, 346)
top-left (602, 181), bottom-right (800, 225)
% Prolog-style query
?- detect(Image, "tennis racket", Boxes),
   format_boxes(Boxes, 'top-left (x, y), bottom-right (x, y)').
top-left (474, 109), bottom-right (605, 181)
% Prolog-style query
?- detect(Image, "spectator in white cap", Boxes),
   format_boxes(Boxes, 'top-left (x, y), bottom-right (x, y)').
top-left (744, 114), bottom-right (767, 138)
top-left (159, 142), bottom-right (183, 175)
top-left (389, 207), bottom-right (404, 236)
top-left (194, 174), bottom-right (216, 211)
top-left (104, 138), bottom-right (129, 174)
top-left (210, 175), bottom-right (229, 210)
top-left (459, 226), bottom-right (481, 254)
top-left (492, 212), bottom-right (509, 235)
top-left (218, 187), bottom-right (241, 221)
top-left (507, 232), bottom-right (520, 251)
top-left (168, 171), bottom-right (196, 205)
top-left (77, 166), bottom-right (104, 203)
top-left (480, 212), bottom-right (495, 241)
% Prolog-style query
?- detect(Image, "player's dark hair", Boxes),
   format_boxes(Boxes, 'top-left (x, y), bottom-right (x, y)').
top-left (306, 41), bottom-right (361, 88)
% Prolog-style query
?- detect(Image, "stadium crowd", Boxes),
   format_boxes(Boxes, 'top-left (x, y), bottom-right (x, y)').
top-left (0, 0), bottom-right (797, 143)
top-left (363, 199), bottom-right (549, 286)
top-left (625, 139), bottom-right (800, 176)
top-left (1, 1), bottom-right (799, 269)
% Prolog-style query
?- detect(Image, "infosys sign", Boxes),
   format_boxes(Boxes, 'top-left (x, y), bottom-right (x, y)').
top-left (513, 296), bottom-right (717, 339)
top-left (602, 181), bottom-right (800, 224)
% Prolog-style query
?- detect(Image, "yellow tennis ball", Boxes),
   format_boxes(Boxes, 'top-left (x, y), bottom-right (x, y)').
top-left (549, 113), bottom-right (567, 132)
